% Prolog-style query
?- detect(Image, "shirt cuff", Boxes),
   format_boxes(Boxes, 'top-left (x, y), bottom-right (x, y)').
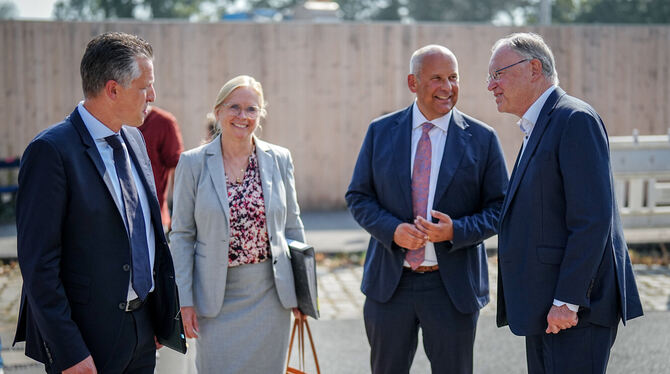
top-left (553, 299), bottom-right (579, 312)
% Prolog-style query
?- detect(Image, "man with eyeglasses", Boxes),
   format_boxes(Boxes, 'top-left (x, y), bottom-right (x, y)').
top-left (487, 32), bottom-right (643, 374)
top-left (346, 45), bottom-right (508, 373)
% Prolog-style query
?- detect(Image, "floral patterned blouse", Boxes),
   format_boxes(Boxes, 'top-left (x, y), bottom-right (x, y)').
top-left (226, 151), bottom-right (271, 267)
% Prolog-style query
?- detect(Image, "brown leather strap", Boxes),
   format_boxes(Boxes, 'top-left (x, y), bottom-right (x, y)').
top-left (286, 319), bottom-right (299, 373)
top-left (286, 318), bottom-right (321, 374)
top-left (303, 319), bottom-right (321, 374)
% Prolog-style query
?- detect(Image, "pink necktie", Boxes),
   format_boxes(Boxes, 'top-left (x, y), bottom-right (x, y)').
top-left (406, 122), bottom-right (433, 270)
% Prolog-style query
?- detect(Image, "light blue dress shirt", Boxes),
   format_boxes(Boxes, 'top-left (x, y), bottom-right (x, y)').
top-left (77, 102), bottom-right (156, 301)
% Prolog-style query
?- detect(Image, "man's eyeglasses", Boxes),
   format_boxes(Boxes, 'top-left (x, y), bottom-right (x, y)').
top-left (222, 103), bottom-right (261, 119)
top-left (486, 59), bottom-right (529, 84)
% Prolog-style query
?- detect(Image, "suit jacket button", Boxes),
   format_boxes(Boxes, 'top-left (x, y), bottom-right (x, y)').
top-left (122, 264), bottom-right (130, 272)
top-left (273, 259), bottom-right (278, 265)
top-left (119, 302), bottom-right (126, 310)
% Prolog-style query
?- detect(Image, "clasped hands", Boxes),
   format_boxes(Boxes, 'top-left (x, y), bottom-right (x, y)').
top-left (393, 210), bottom-right (453, 250)
top-left (393, 211), bottom-right (579, 336)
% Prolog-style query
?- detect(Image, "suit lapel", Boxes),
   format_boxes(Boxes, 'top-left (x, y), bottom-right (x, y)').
top-left (70, 108), bottom-right (124, 214)
top-left (391, 106), bottom-right (414, 217)
top-left (433, 109), bottom-right (470, 207)
top-left (121, 127), bottom-right (163, 231)
top-left (205, 135), bottom-right (231, 221)
top-left (254, 137), bottom-right (276, 242)
top-left (500, 87), bottom-right (565, 222)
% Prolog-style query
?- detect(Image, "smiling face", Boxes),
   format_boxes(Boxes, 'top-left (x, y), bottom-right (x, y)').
top-left (215, 86), bottom-right (261, 142)
top-left (115, 57), bottom-right (155, 127)
top-left (408, 52), bottom-right (459, 121)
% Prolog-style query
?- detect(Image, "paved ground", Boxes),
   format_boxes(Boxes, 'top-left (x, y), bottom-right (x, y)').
top-left (2, 211), bottom-right (670, 372)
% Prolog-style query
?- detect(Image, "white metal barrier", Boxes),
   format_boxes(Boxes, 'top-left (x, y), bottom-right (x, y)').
top-left (610, 131), bottom-right (670, 232)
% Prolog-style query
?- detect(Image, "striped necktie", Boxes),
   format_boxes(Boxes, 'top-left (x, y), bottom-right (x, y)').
top-left (406, 122), bottom-right (434, 270)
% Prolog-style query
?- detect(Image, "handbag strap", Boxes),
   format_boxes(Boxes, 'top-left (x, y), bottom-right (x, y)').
top-left (285, 318), bottom-right (321, 374)
top-left (303, 319), bottom-right (321, 374)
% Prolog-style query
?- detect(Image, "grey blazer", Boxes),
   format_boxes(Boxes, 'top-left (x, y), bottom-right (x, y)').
top-left (169, 135), bottom-right (306, 317)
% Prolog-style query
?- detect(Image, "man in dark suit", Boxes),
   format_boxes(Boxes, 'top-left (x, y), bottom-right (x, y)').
top-left (14, 32), bottom-right (183, 373)
top-left (346, 45), bottom-right (508, 373)
top-left (487, 32), bottom-right (643, 373)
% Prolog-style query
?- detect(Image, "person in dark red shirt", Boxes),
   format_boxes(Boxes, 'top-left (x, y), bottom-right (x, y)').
top-left (139, 105), bottom-right (184, 230)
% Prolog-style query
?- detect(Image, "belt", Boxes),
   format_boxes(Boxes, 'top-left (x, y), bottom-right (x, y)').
top-left (403, 265), bottom-right (439, 273)
top-left (125, 297), bottom-right (144, 312)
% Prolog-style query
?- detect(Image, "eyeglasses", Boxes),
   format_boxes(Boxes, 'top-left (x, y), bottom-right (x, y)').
top-left (486, 59), bottom-right (529, 84)
top-left (221, 103), bottom-right (261, 119)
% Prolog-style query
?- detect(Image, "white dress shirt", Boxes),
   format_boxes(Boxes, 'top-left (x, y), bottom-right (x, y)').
top-left (403, 102), bottom-right (463, 267)
top-left (517, 85), bottom-right (555, 162)
top-left (77, 102), bottom-right (156, 301)
top-left (516, 87), bottom-right (578, 313)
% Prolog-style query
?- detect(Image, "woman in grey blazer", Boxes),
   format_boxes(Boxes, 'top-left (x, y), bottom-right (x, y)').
top-left (170, 75), bottom-right (306, 374)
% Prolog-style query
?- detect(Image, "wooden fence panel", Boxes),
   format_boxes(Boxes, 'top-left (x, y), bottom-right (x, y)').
top-left (1, 21), bottom-right (668, 209)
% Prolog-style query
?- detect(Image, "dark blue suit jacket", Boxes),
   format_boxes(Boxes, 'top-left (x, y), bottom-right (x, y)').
top-left (497, 87), bottom-right (643, 336)
top-left (346, 106), bottom-right (508, 313)
top-left (13, 108), bottom-right (183, 372)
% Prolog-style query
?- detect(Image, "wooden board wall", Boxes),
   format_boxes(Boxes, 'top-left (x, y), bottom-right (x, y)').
top-left (1, 21), bottom-right (669, 209)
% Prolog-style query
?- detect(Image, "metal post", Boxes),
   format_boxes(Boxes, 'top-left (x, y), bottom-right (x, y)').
top-left (539, 0), bottom-right (552, 25)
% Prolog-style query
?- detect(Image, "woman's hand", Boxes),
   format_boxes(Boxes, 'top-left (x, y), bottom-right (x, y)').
top-left (292, 307), bottom-right (306, 321)
top-left (181, 306), bottom-right (200, 339)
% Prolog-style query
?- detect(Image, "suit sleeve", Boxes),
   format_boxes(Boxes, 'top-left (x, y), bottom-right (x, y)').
top-left (553, 111), bottom-right (612, 307)
top-left (345, 125), bottom-right (404, 251)
top-left (16, 138), bottom-right (89, 370)
top-left (450, 130), bottom-right (508, 250)
top-left (280, 149), bottom-right (306, 242)
top-left (168, 153), bottom-right (197, 307)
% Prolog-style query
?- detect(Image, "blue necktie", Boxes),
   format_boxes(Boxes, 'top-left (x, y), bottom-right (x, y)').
top-left (105, 134), bottom-right (152, 301)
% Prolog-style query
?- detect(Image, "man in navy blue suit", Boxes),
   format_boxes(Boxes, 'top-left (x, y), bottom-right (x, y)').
top-left (14, 32), bottom-right (183, 373)
top-left (346, 45), bottom-right (508, 374)
top-left (487, 32), bottom-right (643, 373)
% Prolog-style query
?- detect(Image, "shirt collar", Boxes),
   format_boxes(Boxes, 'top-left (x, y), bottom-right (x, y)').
top-left (411, 101), bottom-right (455, 133)
top-left (77, 101), bottom-right (118, 141)
top-left (518, 85), bottom-right (556, 137)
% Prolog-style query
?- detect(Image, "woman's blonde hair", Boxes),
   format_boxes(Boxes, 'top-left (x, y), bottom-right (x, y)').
top-left (210, 75), bottom-right (266, 138)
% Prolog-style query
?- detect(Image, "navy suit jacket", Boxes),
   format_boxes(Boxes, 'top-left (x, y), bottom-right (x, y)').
top-left (346, 106), bottom-right (508, 313)
top-left (13, 108), bottom-right (183, 372)
top-left (497, 87), bottom-right (643, 336)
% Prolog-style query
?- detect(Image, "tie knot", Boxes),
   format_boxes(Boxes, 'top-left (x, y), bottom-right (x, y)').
top-left (105, 134), bottom-right (123, 150)
top-left (422, 122), bottom-right (434, 134)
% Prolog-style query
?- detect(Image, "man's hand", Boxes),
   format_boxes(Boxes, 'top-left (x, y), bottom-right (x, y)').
top-left (63, 355), bottom-right (97, 374)
top-left (545, 304), bottom-right (578, 334)
top-left (415, 210), bottom-right (453, 242)
top-left (181, 306), bottom-right (200, 339)
top-left (393, 223), bottom-right (428, 250)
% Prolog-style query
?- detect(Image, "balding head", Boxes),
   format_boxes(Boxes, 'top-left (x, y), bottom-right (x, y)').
top-left (409, 45), bottom-right (457, 78)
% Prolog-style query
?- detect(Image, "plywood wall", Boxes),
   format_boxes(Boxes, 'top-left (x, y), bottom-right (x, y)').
top-left (1, 21), bottom-right (669, 209)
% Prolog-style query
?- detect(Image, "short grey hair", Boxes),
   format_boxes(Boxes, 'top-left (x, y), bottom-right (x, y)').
top-left (492, 32), bottom-right (559, 85)
top-left (80, 32), bottom-right (153, 98)
top-left (409, 45), bottom-right (456, 76)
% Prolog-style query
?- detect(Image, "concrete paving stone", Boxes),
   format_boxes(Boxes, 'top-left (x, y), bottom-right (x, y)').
top-left (326, 296), bottom-right (351, 303)
top-left (335, 272), bottom-right (359, 281)
top-left (318, 286), bottom-right (342, 294)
